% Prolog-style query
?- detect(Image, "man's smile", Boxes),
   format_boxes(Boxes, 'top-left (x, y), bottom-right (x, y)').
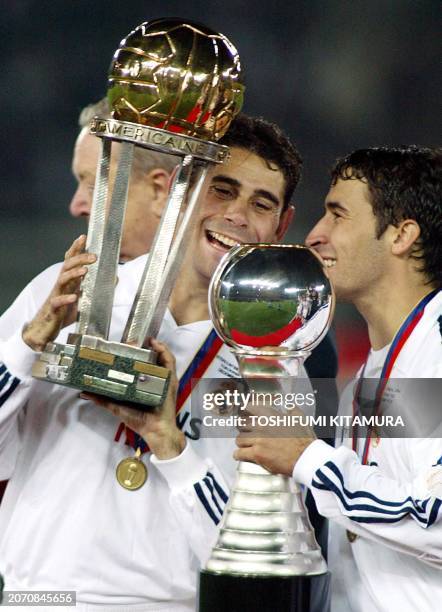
top-left (205, 229), bottom-right (242, 252)
top-left (322, 258), bottom-right (337, 268)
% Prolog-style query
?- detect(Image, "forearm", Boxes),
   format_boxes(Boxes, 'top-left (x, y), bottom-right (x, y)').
top-left (294, 440), bottom-right (442, 561)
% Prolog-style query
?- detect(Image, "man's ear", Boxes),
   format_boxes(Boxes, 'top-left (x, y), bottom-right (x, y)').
top-left (275, 205), bottom-right (295, 241)
top-left (147, 168), bottom-right (172, 216)
top-left (390, 219), bottom-right (421, 256)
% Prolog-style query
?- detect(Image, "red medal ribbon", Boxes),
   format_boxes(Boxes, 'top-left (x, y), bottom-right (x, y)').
top-left (115, 328), bottom-right (223, 453)
top-left (352, 289), bottom-right (440, 464)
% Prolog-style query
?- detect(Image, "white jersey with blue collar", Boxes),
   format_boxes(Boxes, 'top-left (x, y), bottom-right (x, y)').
top-left (294, 289), bottom-right (442, 612)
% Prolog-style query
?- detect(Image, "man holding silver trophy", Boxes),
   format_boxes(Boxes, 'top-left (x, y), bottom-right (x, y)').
top-left (0, 18), bottom-right (333, 611)
top-left (235, 146), bottom-right (442, 612)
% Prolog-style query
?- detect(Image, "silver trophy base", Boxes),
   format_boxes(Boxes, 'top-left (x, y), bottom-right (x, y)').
top-left (32, 334), bottom-right (170, 409)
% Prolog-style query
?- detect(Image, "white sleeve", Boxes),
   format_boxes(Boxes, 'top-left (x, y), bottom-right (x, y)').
top-left (151, 442), bottom-right (229, 565)
top-left (0, 332), bottom-right (38, 478)
top-left (293, 439), bottom-right (442, 567)
top-left (0, 264), bottom-right (61, 477)
top-left (0, 335), bottom-right (37, 479)
top-left (0, 365), bottom-right (32, 480)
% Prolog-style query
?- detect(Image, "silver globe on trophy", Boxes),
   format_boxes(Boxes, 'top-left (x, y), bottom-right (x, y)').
top-left (199, 244), bottom-right (334, 612)
top-left (32, 19), bottom-right (244, 408)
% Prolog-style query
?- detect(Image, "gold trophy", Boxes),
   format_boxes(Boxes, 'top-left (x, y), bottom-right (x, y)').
top-left (32, 19), bottom-right (244, 409)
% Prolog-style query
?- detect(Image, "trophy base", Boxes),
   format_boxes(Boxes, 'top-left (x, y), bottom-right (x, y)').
top-left (32, 334), bottom-right (170, 410)
top-left (198, 570), bottom-right (331, 612)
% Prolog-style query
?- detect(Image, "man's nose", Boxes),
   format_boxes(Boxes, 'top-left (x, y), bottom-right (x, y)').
top-left (305, 217), bottom-right (329, 249)
top-left (69, 186), bottom-right (91, 218)
top-left (223, 197), bottom-right (248, 227)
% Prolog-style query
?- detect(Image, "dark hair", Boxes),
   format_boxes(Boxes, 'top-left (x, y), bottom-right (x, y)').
top-left (331, 146), bottom-right (442, 287)
top-left (219, 113), bottom-right (302, 210)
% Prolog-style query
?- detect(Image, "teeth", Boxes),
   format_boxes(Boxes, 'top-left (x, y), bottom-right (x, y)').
top-left (323, 259), bottom-right (336, 268)
top-left (208, 231), bottom-right (240, 248)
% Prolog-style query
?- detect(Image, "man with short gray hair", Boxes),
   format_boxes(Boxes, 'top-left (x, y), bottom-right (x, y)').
top-left (71, 97), bottom-right (178, 262)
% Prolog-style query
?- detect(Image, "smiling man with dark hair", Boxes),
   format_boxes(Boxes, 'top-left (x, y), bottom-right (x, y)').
top-left (235, 145), bottom-right (442, 612)
top-left (0, 113), bottom-right (339, 611)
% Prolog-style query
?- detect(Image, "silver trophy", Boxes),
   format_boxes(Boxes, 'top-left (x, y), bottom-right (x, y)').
top-left (199, 244), bottom-right (334, 612)
top-left (32, 19), bottom-right (244, 409)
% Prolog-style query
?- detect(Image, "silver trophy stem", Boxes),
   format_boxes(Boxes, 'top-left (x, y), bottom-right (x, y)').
top-left (77, 138), bottom-right (111, 335)
top-left (206, 353), bottom-right (327, 577)
top-left (121, 154), bottom-right (195, 346)
top-left (137, 163), bottom-right (209, 342)
top-left (82, 141), bottom-right (134, 339)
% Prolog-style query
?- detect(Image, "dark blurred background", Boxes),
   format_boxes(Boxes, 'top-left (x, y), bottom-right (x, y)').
top-left (1, 0), bottom-right (440, 377)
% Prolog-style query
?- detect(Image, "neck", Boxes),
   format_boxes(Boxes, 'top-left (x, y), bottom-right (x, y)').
top-left (169, 272), bottom-right (210, 326)
top-left (355, 277), bottom-right (436, 350)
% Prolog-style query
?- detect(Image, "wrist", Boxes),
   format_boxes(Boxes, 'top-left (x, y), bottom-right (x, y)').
top-left (22, 322), bottom-right (47, 352)
top-left (147, 426), bottom-right (186, 460)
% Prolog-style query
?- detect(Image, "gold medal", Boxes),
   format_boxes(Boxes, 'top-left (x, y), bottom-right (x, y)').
top-left (346, 530), bottom-right (358, 543)
top-left (116, 448), bottom-right (147, 490)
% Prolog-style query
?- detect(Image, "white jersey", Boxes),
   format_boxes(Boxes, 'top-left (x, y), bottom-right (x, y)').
top-left (0, 255), bottom-right (238, 612)
top-left (0, 254), bottom-right (310, 611)
top-left (294, 290), bottom-right (442, 612)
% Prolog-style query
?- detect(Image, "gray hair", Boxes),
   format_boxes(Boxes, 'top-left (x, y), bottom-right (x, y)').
top-left (78, 97), bottom-right (178, 177)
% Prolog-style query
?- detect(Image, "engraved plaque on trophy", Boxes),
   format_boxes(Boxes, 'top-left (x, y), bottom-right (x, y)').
top-left (32, 19), bottom-right (244, 409)
top-left (199, 244), bottom-right (334, 612)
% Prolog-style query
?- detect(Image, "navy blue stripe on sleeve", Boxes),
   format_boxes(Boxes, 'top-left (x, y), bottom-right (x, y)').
top-left (312, 460), bottom-right (440, 527)
top-left (428, 499), bottom-right (442, 527)
top-left (325, 460), bottom-right (429, 513)
top-left (203, 476), bottom-right (224, 516)
top-left (206, 471), bottom-right (228, 503)
top-left (0, 365), bottom-right (20, 408)
top-left (194, 482), bottom-right (220, 525)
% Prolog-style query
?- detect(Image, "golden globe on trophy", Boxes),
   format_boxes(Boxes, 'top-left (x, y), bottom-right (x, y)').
top-left (199, 245), bottom-right (334, 612)
top-left (32, 19), bottom-right (244, 409)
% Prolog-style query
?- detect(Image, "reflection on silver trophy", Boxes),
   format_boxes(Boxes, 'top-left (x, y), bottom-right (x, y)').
top-left (199, 244), bottom-right (335, 611)
top-left (32, 19), bottom-right (244, 409)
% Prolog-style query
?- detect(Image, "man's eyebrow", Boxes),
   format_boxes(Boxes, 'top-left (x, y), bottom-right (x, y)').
top-left (326, 201), bottom-right (349, 214)
top-left (254, 189), bottom-right (280, 207)
top-left (211, 175), bottom-right (241, 189)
